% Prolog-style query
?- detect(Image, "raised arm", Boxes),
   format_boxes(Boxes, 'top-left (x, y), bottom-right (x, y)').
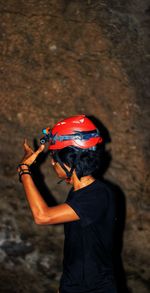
top-left (17, 140), bottom-right (79, 225)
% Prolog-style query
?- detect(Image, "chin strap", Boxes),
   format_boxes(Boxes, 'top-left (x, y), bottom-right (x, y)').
top-left (55, 152), bottom-right (75, 180)
top-left (54, 147), bottom-right (96, 183)
top-left (54, 149), bottom-right (83, 183)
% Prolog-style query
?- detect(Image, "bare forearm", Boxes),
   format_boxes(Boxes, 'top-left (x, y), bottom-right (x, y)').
top-left (17, 140), bottom-right (79, 225)
top-left (20, 173), bottom-right (79, 225)
top-left (21, 173), bottom-right (48, 220)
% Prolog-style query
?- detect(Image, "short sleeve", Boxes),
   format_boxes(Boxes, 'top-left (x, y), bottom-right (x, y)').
top-left (66, 183), bottom-right (108, 227)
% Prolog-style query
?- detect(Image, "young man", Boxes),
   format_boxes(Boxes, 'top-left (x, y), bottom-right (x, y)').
top-left (17, 115), bottom-right (117, 293)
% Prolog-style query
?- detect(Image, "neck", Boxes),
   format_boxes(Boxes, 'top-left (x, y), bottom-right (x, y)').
top-left (72, 172), bottom-right (95, 191)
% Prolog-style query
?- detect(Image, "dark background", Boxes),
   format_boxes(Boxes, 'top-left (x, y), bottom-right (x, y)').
top-left (0, 1), bottom-right (149, 292)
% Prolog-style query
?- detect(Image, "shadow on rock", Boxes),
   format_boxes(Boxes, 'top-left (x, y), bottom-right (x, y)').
top-left (89, 115), bottom-right (131, 293)
top-left (104, 179), bottom-right (131, 293)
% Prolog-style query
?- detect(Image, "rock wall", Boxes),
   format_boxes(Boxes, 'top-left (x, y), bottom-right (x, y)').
top-left (0, 1), bottom-right (149, 292)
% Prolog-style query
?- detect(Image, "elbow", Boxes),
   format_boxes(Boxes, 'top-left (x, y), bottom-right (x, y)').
top-left (34, 211), bottom-right (52, 225)
top-left (34, 217), bottom-right (43, 225)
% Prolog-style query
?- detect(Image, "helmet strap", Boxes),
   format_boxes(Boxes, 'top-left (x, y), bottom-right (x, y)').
top-left (55, 152), bottom-right (74, 180)
top-left (54, 149), bottom-right (84, 183)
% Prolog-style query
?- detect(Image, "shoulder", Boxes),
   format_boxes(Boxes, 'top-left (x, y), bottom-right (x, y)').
top-left (65, 180), bottom-right (110, 226)
top-left (67, 180), bottom-right (109, 205)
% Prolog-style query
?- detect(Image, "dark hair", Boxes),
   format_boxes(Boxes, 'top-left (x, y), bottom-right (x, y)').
top-left (51, 145), bottom-right (104, 179)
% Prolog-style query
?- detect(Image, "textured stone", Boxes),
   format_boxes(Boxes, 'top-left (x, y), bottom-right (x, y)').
top-left (0, 1), bottom-right (149, 292)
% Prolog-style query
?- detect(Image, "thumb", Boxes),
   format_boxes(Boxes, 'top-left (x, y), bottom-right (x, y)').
top-left (26, 144), bottom-right (45, 165)
top-left (35, 144), bottom-right (45, 156)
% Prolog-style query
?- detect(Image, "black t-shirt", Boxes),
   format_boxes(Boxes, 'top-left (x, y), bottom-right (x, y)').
top-left (60, 180), bottom-right (116, 293)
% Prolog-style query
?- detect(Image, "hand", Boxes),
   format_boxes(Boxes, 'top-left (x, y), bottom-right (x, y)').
top-left (18, 139), bottom-right (45, 170)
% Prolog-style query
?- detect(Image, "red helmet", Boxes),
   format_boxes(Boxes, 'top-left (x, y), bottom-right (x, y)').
top-left (40, 115), bottom-right (103, 150)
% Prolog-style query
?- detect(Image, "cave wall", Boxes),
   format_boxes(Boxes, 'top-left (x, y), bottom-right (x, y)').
top-left (0, 1), bottom-right (149, 292)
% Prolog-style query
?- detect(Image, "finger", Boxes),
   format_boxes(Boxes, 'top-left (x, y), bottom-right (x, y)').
top-left (27, 144), bottom-right (45, 161)
top-left (35, 144), bottom-right (45, 155)
top-left (23, 138), bottom-right (28, 149)
top-left (26, 145), bottom-right (45, 164)
top-left (23, 139), bottom-right (34, 153)
top-left (24, 138), bottom-right (27, 145)
top-left (23, 138), bottom-right (26, 149)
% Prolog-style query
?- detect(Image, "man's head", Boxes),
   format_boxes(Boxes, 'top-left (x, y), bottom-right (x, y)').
top-left (41, 115), bottom-right (103, 180)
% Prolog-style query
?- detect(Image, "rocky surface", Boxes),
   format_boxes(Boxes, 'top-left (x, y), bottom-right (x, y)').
top-left (0, 1), bottom-right (149, 292)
